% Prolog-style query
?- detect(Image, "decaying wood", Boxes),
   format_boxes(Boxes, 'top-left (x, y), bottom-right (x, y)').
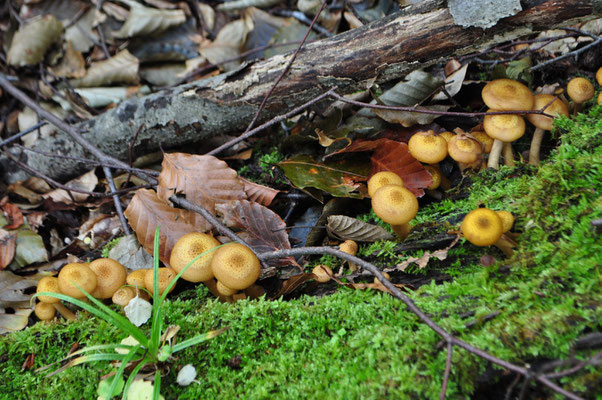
top-left (1, 0), bottom-right (599, 183)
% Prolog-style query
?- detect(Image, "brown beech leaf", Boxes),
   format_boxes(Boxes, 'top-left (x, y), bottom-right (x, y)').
top-left (0, 230), bottom-right (18, 270)
top-left (385, 235), bottom-right (460, 272)
top-left (241, 178), bottom-right (280, 206)
top-left (1, 203), bottom-right (24, 230)
top-left (0, 270), bottom-right (39, 333)
top-left (274, 273), bottom-right (315, 298)
top-left (326, 215), bottom-right (394, 242)
top-left (157, 153), bottom-right (245, 215)
top-left (215, 200), bottom-right (291, 255)
top-left (370, 139), bottom-right (432, 198)
top-left (42, 169), bottom-right (98, 204)
top-left (124, 189), bottom-right (211, 264)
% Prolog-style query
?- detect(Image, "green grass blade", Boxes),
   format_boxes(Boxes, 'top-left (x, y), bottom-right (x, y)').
top-left (108, 345), bottom-right (142, 400)
top-left (149, 226), bottom-right (162, 355)
top-left (122, 356), bottom-right (149, 400)
top-left (34, 291), bottom-right (148, 347)
top-left (45, 353), bottom-right (130, 377)
top-left (171, 327), bottom-right (228, 353)
top-left (153, 370), bottom-right (161, 400)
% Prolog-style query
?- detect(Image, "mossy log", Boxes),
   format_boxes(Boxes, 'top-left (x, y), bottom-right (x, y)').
top-left (1, 0), bottom-right (600, 183)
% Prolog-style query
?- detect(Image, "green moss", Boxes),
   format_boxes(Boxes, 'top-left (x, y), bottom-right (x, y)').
top-left (1, 108), bottom-right (601, 399)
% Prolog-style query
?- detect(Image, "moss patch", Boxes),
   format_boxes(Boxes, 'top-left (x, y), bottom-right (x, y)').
top-left (1, 108), bottom-right (600, 399)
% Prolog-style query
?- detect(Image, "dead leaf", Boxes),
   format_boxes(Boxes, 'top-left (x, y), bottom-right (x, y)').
top-left (0, 230), bottom-right (18, 270)
top-left (199, 19), bottom-right (250, 70)
top-left (113, 0), bottom-right (186, 38)
top-left (108, 234), bottom-right (153, 270)
top-left (370, 139), bottom-right (432, 198)
top-left (326, 215), bottom-right (394, 242)
top-left (274, 273), bottom-right (315, 298)
top-left (215, 200), bottom-right (291, 256)
top-left (124, 189), bottom-right (211, 264)
top-left (42, 170), bottom-right (98, 204)
top-left (49, 41), bottom-right (86, 78)
top-left (241, 178), bottom-right (280, 206)
top-left (0, 270), bottom-right (40, 333)
top-left (70, 50), bottom-right (139, 88)
top-left (433, 63), bottom-right (468, 100)
top-left (1, 202), bottom-right (24, 230)
top-left (7, 15), bottom-right (63, 66)
top-left (385, 235), bottom-right (460, 272)
top-left (157, 153), bottom-right (246, 215)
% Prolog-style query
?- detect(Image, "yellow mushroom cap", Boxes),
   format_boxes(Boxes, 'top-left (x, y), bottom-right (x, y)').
top-left (448, 134), bottom-right (482, 164)
top-left (496, 210), bottom-right (514, 233)
top-left (36, 276), bottom-right (61, 304)
top-left (526, 94), bottom-right (569, 131)
top-left (58, 263), bottom-right (97, 299)
top-left (461, 208), bottom-right (504, 247)
top-left (339, 240), bottom-right (358, 256)
top-left (367, 172), bottom-right (404, 197)
top-left (211, 243), bottom-right (261, 290)
top-left (567, 77), bottom-right (594, 103)
top-left (127, 269), bottom-right (149, 288)
top-left (312, 265), bottom-right (333, 283)
top-left (439, 131), bottom-right (454, 143)
top-left (373, 272), bottom-right (391, 284)
top-left (598, 92), bottom-right (602, 106)
top-left (371, 185), bottom-right (419, 226)
top-left (89, 258), bottom-right (127, 299)
top-left (144, 268), bottom-right (177, 295)
top-left (408, 130), bottom-right (448, 164)
top-left (483, 111), bottom-right (526, 142)
top-left (112, 286), bottom-right (136, 307)
top-left (169, 233), bottom-right (220, 282)
top-left (596, 67), bottom-right (602, 86)
top-left (424, 165), bottom-right (441, 190)
top-left (216, 281), bottom-right (238, 296)
top-left (35, 302), bottom-right (56, 321)
top-left (472, 131), bottom-right (494, 153)
top-left (481, 79), bottom-right (534, 111)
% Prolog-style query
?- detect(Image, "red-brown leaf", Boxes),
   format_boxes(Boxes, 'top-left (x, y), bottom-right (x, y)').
top-left (124, 189), bottom-right (211, 264)
top-left (1, 203), bottom-right (24, 230)
top-left (0, 229), bottom-right (17, 270)
top-left (215, 200), bottom-right (290, 255)
top-left (370, 139), bottom-right (432, 197)
top-left (157, 153), bottom-right (245, 214)
top-left (241, 178), bottom-right (281, 206)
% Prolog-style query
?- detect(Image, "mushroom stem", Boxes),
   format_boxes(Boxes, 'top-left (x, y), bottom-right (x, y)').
top-left (392, 223), bottom-right (411, 240)
top-left (54, 302), bottom-right (76, 320)
top-left (528, 127), bottom-right (546, 166)
top-left (502, 143), bottom-right (515, 166)
top-left (487, 140), bottom-right (504, 169)
top-left (572, 102), bottom-right (583, 116)
top-left (494, 234), bottom-right (516, 257)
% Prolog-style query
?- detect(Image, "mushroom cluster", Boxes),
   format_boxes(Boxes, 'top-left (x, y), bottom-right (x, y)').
top-left (461, 208), bottom-right (516, 257)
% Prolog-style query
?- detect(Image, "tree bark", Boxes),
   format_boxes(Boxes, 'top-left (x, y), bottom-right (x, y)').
top-left (1, 0), bottom-right (599, 183)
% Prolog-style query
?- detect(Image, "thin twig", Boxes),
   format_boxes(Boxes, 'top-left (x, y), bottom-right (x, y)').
top-left (206, 87), bottom-right (337, 156)
top-left (440, 341), bottom-right (453, 400)
top-left (103, 166), bottom-right (130, 234)
top-left (0, 121), bottom-right (47, 147)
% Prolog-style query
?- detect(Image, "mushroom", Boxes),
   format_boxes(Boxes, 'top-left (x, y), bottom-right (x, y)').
top-left (367, 172), bottom-right (403, 197)
top-left (216, 281), bottom-right (238, 296)
top-left (526, 94), bottom-right (569, 166)
top-left (89, 258), bottom-right (127, 299)
top-left (144, 268), bottom-right (177, 296)
top-left (481, 79), bottom-right (534, 111)
top-left (408, 130), bottom-right (448, 164)
top-left (127, 269), bottom-right (149, 288)
top-left (169, 233), bottom-right (220, 282)
top-left (447, 132), bottom-right (483, 170)
top-left (566, 77), bottom-right (594, 115)
top-left (57, 263), bottom-right (97, 299)
top-left (596, 67), bottom-right (602, 86)
top-left (312, 265), bottom-right (333, 283)
top-left (439, 131), bottom-right (454, 143)
top-left (371, 184), bottom-right (418, 238)
top-left (495, 210), bottom-right (514, 233)
top-left (598, 92), bottom-right (602, 106)
top-left (424, 165), bottom-right (441, 190)
top-left (339, 239), bottom-right (359, 272)
top-left (210, 243), bottom-right (261, 291)
top-left (35, 302), bottom-right (56, 321)
top-left (461, 208), bottom-right (504, 247)
top-left (472, 131), bottom-right (494, 154)
top-left (483, 112), bottom-right (526, 169)
top-left (112, 286), bottom-right (136, 307)
top-left (36, 276), bottom-right (61, 304)
top-left (373, 272), bottom-right (391, 284)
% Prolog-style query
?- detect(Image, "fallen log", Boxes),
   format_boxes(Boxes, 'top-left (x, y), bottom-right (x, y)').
top-left (1, 0), bottom-right (599, 183)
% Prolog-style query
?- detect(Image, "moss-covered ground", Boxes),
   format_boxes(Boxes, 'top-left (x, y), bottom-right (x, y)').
top-left (0, 108), bottom-right (601, 399)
